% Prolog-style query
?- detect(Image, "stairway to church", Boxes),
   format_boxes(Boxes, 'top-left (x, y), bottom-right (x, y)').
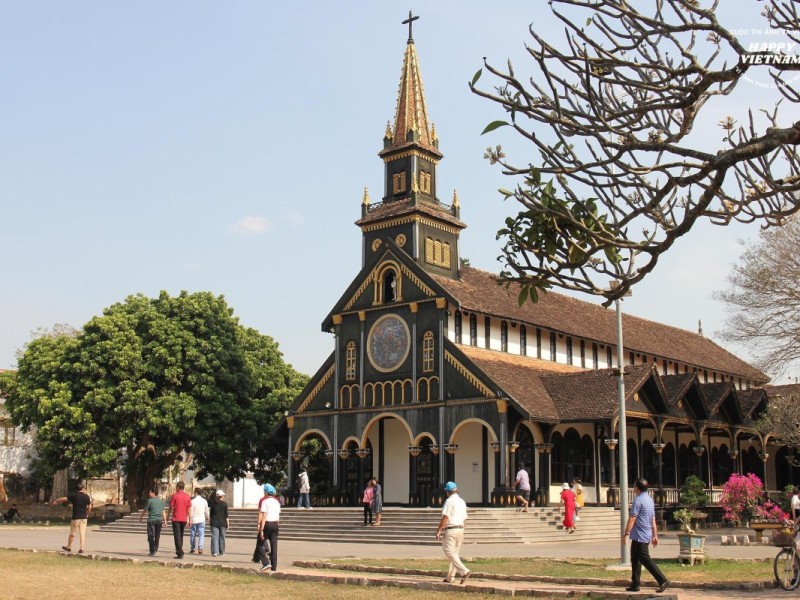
top-left (98, 506), bottom-right (620, 546)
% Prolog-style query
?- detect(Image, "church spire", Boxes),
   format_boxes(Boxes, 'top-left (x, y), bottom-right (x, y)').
top-left (388, 12), bottom-right (438, 152)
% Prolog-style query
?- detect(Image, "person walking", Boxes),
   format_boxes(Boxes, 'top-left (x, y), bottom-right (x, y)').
top-left (362, 479), bottom-right (374, 526)
top-left (209, 489), bottom-right (229, 557)
top-left (252, 487), bottom-right (269, 563)
top-left (572, 477), bottom-right (584, 527)
top-left (257, 483), bottom-right (280, 572)
top-left (297, 470), bottom-right (311, 509)
top-left (139, 488), bottom-right (166, 556)
top-left (167, 481), bottom-right (192, 559)
top-left (622, 478), bottom-right (670, 594)
top-left (371, 477), bottom-right (383, 526)
top-left (513, 464), bottom-right (531, 512)
top-left (53, 482), bottom-right (93, 554)
top-left (435, 481), bottom-right (470, 584)
top-left (189, 488), bottom-right (209, 555)
top-left (560, 482), bottom-right (576, 533)
top-left (790, 487), bottom-right (799, 520)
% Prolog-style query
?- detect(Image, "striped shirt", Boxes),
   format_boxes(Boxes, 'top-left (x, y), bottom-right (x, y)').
top-left (629, 492), bottom-right (656, 543)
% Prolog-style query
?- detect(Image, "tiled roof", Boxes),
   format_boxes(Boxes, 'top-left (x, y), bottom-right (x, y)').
top-left (660, 373), bottom-right (697, 406)
top-left (700, 382), bottom-right (735, 414)
top-left (736, 388), bottom-right (767, 419)
top-left (432, 267), bottom-right (767, 383)
top-left (764, 383), bottom-right (800, 399)
top-left (356, 198), bottom-right (466, 229)
top-left (541, 364), bottom-right (655, 421)
top-left (456, 345), bottom-right (574, 421)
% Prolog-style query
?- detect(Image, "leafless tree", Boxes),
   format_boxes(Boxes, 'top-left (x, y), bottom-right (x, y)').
top-left (716, 217), bottom-right (800, 378)
top-left (471, 0), bottom-right (800, 306)
top-left (756, 392), bottom-right (800, 449)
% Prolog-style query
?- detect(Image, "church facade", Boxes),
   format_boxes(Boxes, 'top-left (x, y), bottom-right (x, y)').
top-left (278, 23), bottom-right (798, 508)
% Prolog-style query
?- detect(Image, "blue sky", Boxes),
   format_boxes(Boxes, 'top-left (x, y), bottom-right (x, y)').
top-left (0, 2), bottom-right (789, 380)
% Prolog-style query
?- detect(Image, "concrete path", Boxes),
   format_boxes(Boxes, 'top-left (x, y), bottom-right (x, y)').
top-left (0, 524), bottom-right (783, 599)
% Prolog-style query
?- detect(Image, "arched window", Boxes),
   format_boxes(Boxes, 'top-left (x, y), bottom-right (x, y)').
top-left (345, 341), bottom-right (357, 381)
top-left (469, 314), bottom-right (477, 346)
top-left (688, 440), bottom-right (709, 483)
top-left (678, 444), bottom-right (691, 485)
top-left (454, 311), bottom-right (462, 344)
top-left (641, 441), bottom-right (657, 484)
top-left (712, 444), bottom-right (733, 487)
top-left (383, 270), bottom-right (397, 302)
top-left (662, 442), bottom-right (676, 488)
top-left (627, 439), bottom-right (638, 485)
top-left (422, 331), bottom-right (435, 373)
top-left (742, 446), bottom-right (761, 479)
top-left (551, 429), bottom-right (593, 484)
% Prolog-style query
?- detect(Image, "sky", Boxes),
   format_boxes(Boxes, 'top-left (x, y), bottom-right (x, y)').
top-left (0, 1), bottom-right (793, 381)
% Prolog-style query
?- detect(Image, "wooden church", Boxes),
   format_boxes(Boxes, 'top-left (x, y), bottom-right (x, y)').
top-left (277, 17), bottom-right (797, 509)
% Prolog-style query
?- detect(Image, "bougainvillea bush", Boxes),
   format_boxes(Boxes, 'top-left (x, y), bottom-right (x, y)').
top-left (753, 499), bottom-right (788, 522)
top-left (720, 473), bottom-right (764, 523)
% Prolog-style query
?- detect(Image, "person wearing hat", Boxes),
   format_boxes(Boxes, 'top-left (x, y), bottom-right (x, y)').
top-left (209, 489), bottom-right (229, 557)
top-left (435, 481), bottom-right (470, 584)
top-left (560, 482), bottom-right (577, 533)
top-left (257, 483), bottom-right (280, 572)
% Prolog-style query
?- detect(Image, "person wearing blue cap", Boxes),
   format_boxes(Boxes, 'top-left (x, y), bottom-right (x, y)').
top-left (256, 483), bottom-right (280, 572)
top-left (435, 481), bottom-right (470, 584)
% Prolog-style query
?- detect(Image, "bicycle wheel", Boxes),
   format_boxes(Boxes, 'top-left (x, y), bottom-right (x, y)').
top-left (774, 548), bottom-right (800, 591)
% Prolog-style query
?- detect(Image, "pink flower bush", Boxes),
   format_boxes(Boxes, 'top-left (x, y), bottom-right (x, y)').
top-left (720, 473), bottom-right (764, 523)
top-left (753, 500), bottom-right (788, 522)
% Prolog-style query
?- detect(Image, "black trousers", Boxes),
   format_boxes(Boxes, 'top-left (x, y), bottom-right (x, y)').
top-left (630, 540), bottom-right (667, 587)
top-left (363, 502), bottom-right (372, 525)
top-left (146, 521), bottom-right (162, 554)
top-left (172, 521), bottom-right (186, 557)
top-left (257, 521), bottom-right (279, 570)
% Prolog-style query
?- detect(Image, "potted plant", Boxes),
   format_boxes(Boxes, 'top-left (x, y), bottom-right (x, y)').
top-left (675, 476), bottom-right (710, 566)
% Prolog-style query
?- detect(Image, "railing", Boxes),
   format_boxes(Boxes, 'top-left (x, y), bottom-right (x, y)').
top-left (366, 197), bottom-right (456, 216)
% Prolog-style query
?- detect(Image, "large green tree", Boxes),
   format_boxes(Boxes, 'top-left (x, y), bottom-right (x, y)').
top-left (471, 0), bottom-right (800, 305)
top-left (0, 291), bottom-right (307, 509)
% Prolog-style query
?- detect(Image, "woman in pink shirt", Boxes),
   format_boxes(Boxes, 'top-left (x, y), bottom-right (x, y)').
top-left (362, 479), bottom-right (374, 526)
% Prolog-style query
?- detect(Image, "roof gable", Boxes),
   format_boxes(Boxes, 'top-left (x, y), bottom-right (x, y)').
top-left (322, 237), bottom-right (455, 330)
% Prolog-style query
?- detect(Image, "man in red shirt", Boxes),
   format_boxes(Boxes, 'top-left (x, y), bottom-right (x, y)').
top-left (167, 481), bottom-right (192, 559)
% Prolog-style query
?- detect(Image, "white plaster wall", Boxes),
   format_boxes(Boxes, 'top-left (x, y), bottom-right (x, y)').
top-left (489, 321), bottom-right (500, 351)
top-left (231, 475), bottom-right (264, 508)
top-left (507, 326), bottom-right (521, 355)
top-left (383, 419), bottom-right (410, 503)
top-left (453, 421), bottom-right (486, 504)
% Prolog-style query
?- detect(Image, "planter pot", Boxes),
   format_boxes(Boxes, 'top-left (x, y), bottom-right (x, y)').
top-left (677, 533), bottom-right (706, 566)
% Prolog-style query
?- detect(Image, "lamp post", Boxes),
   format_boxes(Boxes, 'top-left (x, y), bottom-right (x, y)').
top-left (613, 283), bottom-right (631, 567)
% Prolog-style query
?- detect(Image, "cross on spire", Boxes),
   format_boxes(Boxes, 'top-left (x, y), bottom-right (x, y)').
top-left (402, 10), bottom-right (419, 43)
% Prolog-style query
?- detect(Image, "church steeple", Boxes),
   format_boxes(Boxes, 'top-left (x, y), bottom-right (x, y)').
top-left (357, 12), bottom-right (465, 280)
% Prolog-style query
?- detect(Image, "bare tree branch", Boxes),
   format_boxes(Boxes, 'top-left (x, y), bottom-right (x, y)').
top-left (472, 0), bottom-right (800, 306)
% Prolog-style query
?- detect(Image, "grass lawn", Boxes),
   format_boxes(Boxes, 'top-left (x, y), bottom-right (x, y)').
top-left (0, 549), bottom-right (586, 600)
top-left (330, 556), bottom-right (775, 585)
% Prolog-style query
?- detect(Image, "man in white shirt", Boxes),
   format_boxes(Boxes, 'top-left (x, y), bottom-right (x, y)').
top-left (791, 487), bottom-right (800, 520)
top-left (514, 464), bottom-right (531, 512)
top-left (435, 481), bottom-right (470, 584)
top-left (189, 489), bottom-right (209, 555)
top-left (257, 483), bottom-right (281, 572)
top-left (297, 470), bottom-right (311, 509)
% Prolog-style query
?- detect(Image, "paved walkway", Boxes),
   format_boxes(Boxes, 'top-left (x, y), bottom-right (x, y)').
top-left (0, 524), bottom-right (783, 599)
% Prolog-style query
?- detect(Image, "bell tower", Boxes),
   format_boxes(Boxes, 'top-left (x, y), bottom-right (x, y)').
top-left (356, 11), bottom-right (465, 280)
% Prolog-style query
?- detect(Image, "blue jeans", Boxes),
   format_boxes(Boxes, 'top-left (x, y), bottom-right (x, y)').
top-left (211, 525), bottom-right (226, 556)
top-left (189, 522), bottom-right (205, 551)
top-left (297, 493), bottom-right (310, 509)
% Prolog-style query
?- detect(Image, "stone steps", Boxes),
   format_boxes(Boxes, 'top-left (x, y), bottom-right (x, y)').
top-left (98, 506), bottom-right (620, 545)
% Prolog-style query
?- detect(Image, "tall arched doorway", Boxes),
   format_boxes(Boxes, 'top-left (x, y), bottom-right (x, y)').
top-left (410, 436), bottom-right (438, 506)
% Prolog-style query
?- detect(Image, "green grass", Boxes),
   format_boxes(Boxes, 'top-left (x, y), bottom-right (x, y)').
top-left (0, 549), bottom-right (591, 600)
top-left (329, 556), bottom-right (775, 585)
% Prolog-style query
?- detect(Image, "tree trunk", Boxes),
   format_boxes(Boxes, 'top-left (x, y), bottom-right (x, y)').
top-left (50, 468), bottom-right (69, 502)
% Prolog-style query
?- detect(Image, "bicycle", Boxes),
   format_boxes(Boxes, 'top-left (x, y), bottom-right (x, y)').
top-left (773, 520), bottom-right (800, 591)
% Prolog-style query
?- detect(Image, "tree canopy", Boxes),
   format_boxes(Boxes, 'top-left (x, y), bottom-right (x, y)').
top-left (0, 291), bottom-right (308, 508)
top-left (471, 0), bottom-right (800, 305)
top-left (717, 216), bottom-right (800, 377)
